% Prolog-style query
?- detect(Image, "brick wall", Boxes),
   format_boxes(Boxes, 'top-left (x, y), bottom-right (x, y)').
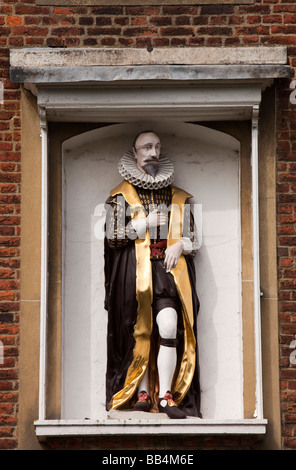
top-left (277, 74), bottom-right (296, 451)
top-left (0, 2), bottom-right (21, 445)
top-left (42, 435), bottom-right (261, 450)
top-left (3, 3), bottom-right (296, 48)
top-left (0, 0), bottom-right (296, 450)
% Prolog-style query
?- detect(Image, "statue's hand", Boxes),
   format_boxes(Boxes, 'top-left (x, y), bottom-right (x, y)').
top-left (164, 240), bottom-right (184, 271)
top-left (146, 209), bottom-right (168, 228)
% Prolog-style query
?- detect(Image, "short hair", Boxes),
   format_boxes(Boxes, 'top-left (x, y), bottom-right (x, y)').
top-left (132, 130), bottom-right (159, 150)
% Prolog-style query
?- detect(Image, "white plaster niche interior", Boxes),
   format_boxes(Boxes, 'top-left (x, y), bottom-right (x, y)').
top-left (61, 122), bottom-right (242, 421)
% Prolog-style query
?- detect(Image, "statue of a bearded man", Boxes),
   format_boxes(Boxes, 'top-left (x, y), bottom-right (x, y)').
top-left (104, 130), bottom-right (201, 419)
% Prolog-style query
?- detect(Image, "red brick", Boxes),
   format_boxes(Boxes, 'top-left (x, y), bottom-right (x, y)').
top-left (162, 6), bottom-right (197, 15)
top-left (175, 16), bottom-right (191, 26)
top-left (247, 15), bottom-right (261, 25)
top-left (61, 17), bottom-right (76, 26)
top-left (280, 258), bottom-right (294, 267)
top-left (0, 427), bottom-right (14, 437)
top-left (51, 27), bottom-right (84, 36)
top-left (238, 4), bottom-right (270, 13)
top-left (274, 5), bottom-right (296, 13)
top-left (0, 216), bottom-right (20, 225)
top-left (284, 15), bottom-right (296, 24)
top-left (0, 302), bottom-right (19, 312)
top-left (95, 17), bottom-right (111, 26)
top-left (153, 38), bottom-right (170, 46)
top-left (0, 269), bottom-right (15, 279)
top-left (0, 368), bottom-right (18, 380)
top-left (6, 17), bottom-right (22, 26)
top-left (279, 215), bottom-right (296, 224)
top-left (0, 381), bottom-right (13, 391)
top-left (263, 15), bottom-right (282, 24)
top-left (131, 17), bottom-right (147, 26)
top-left (0, 439), bottom-right (17, 450)
top-left (14, 5), bottom-right (50, 15)
top-left (90, 6), bottom-right (123, 15)
top-left (151, 17), bottom-right (172, 26)
top-left (12, 26), bottom-right (49, 36)
top-left (160, 26), bottom-right (195, 36)
top-left (272, 25), bottom-right (296, 35)
top-left (197, 26), bottom-right (232, 35)
top-left (24, 16), bottom-right (42, 26)
top-left (280, 302), bottom-right (296, 312)
top-left (53, 7), bottom-right (71, 14)
top-left (262, 35), bottom-right (296, 45)
top-left (201, 5), bottom-right (234, 15)
top-left (0, 195), bottom-right (20, 204)
top-left (278, 204), bottom-right (292, 214)
top-left (0, 292), bottom-right (14, 301)
top-left (126, 6), bottom-right (160, 15)
top-left (280, 280), bottom-right (296, 289)
top-left (280, 235), bottom-right (296, 246)
top-left (0, 392), bottom-right (18, 403)
top-left (123, 27), bottom-right (158, 37)
top-left (284, 438), bottom-right (296, 449)
top-left (235, 26), bottom-right (270, 35)
top-left (0, 403), bottom-right (14, 415)
top-left (46, 38), bottom-right (64, 47)
top-left (0, 280), bottom-right (19, 290)
top-left (87, 27), bottom-right (121, 36)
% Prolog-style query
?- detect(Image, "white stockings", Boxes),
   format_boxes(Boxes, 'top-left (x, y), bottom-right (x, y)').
top-left (138, 307), bottom-right (178, 398)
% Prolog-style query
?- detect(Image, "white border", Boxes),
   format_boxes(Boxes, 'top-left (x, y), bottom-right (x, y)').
top-left (39, 109), bottom-right (48, 422)
top-left (251, 105), bottom-right (263, 419)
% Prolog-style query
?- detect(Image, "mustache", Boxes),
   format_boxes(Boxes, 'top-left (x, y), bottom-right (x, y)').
top-left (143, 157), bottom-right (159, 164)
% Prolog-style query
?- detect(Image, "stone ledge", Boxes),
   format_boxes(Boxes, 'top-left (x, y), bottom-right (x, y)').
top-left (34, 416), bottom-right (268, 439)
top-left (10, 46), bottom-right (288, 68)
top-left (10, 65), bottom-right (291, 87)
top-left (10, 47), bottom-right (290, 88)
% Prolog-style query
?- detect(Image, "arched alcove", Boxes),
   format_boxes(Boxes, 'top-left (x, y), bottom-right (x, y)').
top-left (61, 122), bottom-right (242, 420)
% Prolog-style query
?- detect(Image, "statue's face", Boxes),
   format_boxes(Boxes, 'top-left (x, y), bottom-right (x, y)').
top-left (133, 132), bottom-right (161, 177)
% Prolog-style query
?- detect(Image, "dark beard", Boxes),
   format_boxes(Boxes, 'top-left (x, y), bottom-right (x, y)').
top-left (143, 163), bottom-right (159, 178)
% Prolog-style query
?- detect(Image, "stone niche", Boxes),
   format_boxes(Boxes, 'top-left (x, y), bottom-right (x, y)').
top-left (61, 122), bottom-right (241, 420)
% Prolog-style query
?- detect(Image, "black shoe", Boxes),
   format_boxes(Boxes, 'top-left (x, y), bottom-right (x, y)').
top-left (158, 391), bottom-right (186, 419)
top-left (133, 390), bottom-right (151, 412)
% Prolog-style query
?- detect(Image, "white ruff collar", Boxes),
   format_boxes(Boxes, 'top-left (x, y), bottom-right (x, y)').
top-left (118, 150), bottom-right (174, 190)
